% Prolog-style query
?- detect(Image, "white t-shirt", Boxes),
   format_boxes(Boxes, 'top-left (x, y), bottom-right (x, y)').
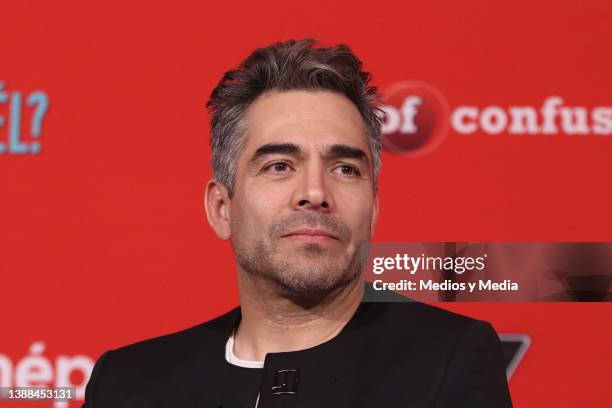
top-left (225, 331), bottom-right (263, 407)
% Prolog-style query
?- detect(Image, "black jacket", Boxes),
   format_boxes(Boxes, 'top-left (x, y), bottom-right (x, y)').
top-left (83, 301), bottom-right (512, 407)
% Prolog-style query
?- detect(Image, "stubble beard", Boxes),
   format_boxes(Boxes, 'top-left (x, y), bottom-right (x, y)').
top-left (234, 213), bottom-right (365, 298)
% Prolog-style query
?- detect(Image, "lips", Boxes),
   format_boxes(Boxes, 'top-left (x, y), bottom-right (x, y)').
top-left (281, 228), bottom-right (339, 242)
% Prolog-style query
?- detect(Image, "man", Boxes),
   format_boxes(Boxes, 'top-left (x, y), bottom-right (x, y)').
top-left (83, 39), bottom-right (512, 407)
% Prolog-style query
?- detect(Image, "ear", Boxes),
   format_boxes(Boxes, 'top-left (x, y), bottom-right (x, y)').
top-left (370, 192), bottom-right (379, 238)
top-left (204, 179), bottom-right (231, 240)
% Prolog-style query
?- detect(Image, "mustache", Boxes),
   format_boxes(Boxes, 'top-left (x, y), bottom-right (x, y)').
top-left (269, 212), bottom-right (352, 242)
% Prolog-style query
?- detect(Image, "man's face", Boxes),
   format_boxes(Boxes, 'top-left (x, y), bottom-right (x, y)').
top-left (228, 90), bottom-right (378, 296)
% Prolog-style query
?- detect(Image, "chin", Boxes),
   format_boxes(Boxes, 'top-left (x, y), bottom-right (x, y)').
top-left (275, 266), bottom-right (357, 295)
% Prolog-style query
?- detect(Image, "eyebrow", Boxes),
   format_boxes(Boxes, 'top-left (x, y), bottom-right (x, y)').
top-left (251, 143), bottom-right (303, 162)
top-left (326, 144), bottom-right (368, 162)
top-left (249, 142), bottom-right (369, 166)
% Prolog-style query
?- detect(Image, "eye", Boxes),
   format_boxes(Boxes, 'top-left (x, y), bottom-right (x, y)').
top-left (264, 161), bottom-right (292, 174)
top-left (334, 164), bottom-right (360, 177)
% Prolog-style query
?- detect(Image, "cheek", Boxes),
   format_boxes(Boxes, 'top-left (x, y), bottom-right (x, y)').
top-left (229, 188), bottom-right (281, 240)
top-left (339, 192), bottom-right (375, 239)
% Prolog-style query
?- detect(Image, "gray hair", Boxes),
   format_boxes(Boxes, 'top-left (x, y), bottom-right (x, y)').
top-left (206, 39), bottom-right (383, 196)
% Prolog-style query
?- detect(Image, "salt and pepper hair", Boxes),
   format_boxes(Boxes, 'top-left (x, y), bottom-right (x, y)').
top-left (206, 39), bottom-right (383, 196)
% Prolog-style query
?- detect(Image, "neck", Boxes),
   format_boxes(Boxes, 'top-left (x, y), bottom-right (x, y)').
top-left (233, 270), bottom-right (363, 362)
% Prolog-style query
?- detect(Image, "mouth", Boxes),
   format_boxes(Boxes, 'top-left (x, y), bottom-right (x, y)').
top-left (281, 228), bottom-right (340, 244)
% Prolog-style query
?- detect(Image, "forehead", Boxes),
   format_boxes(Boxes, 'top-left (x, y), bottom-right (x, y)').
top-left (243, 90), bottom-right (369, 152)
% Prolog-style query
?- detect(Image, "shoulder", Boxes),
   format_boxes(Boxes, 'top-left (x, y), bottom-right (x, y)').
top-left (365, 301), bottom-right (500, 360)
top-left (362, 284), bottom-right (494, 340)
top-left (104, 306), bottom-right (238, 367)
top-left (359, 302), bottom-right (510, 406)
top-left (382, 303), bottom-right (511, 406)
top-left (378, 301), bottom-right (480, 333)
top-left (84, 307), bottom-right (239, 406)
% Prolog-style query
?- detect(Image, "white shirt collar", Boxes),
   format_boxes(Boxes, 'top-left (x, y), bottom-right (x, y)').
top-left (225, 330), bottom-right (264, 369)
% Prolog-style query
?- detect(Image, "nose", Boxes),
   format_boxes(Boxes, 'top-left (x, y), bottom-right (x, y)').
top-left (292, 162), bottom-right (333, 212)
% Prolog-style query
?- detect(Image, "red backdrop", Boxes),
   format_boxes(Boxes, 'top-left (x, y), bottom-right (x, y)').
top-left (1, 1), bottom-right (611, 406)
